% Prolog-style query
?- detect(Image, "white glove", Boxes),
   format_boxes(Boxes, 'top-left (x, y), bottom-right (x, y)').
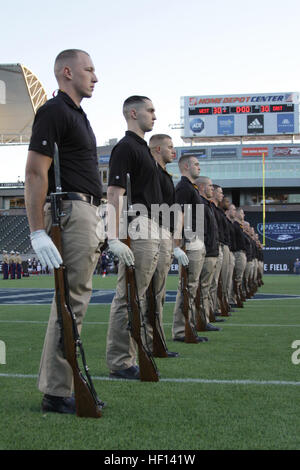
top-left (108, 239), bottom-right (135, 266)
top-left (30, 230), bottom-right (63, 269)
top-left (174, 246), bottom-right (189, 266)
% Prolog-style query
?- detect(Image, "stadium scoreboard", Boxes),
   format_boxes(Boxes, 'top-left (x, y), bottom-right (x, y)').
top-left (181, 92), bottom-right (300, 140)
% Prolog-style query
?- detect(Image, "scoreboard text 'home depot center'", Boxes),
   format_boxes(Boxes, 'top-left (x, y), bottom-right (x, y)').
top-left (181, 92), bottom-right (300, 140)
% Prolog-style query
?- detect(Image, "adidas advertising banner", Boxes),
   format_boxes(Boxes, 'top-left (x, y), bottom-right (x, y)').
top-left (181, 92), bottom-right (299, 139)
top-left (247, 115), bottom-right (264, 134)
top-left (245, 211), bottom-right (300, 274)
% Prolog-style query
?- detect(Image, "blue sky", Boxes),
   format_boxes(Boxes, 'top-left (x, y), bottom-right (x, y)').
top-left (1, 0), bottom-right (300, 181)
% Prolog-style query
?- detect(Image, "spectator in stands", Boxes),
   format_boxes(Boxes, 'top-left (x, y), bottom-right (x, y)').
top-left (101, 251), bottom-right (109, 277)
top-left (27, 259), bottom-right (32, 274)
top-left (22, 259), bottom-right (29, 277)
top-left (32, 258), bottom-right (37, 274)
top-left (37, 260), bottom-right (42, 275)
top-left (294, 258), bottom-right (300, 274)
top-left (9, 251), bottom-right (16, 279)
top-left (15, 251), bottom-right (22, 279)
top-left (2, 250), bottom-right (9, 280)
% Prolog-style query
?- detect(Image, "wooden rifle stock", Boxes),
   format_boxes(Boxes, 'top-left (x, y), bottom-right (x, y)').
top-left (195, 283), bottom-right (206, 331)
top-left (125, 263), bottom-right (159, 382)
top-left (181, 265), bottom-right (199, 343)
top-left (233, 272), bottom-right (243, 308)
top-left (147, 278), bottom-right (168, 358)
top-left (217, 278), bottom-right (230, 317)
top-left (51, 221), bottom-right (103, 418)
top-left (124, 173), bottom-right (159, 381)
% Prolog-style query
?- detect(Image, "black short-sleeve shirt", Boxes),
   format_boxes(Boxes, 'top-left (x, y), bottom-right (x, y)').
top-left (227, 218), bottom-right (237, 252)
top-left (108, 131), bottom-right (163, 212)
top-left (175, 176), bottom-right (203, 233)
top-left (219, 208), bottom-right (231, 246)
top-left (233, 221), bottom-right (246, 251)
top-left (243, 233), bottom-right (253, 261)
top-left (157, 164), bottom-right (175, 208)
top-left (211, 204), bottom-right (226, 244)
top-left (29, 90), bottom-right (102, 198)
top-left (157, 164), bottom-right (175, 232)
top-left (200, 195), bottom-right (219, 257)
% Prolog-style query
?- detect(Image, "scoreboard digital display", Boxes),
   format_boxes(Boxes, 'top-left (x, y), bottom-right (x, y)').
top-left (181, 93), bottom-right (300, 139)
top-left (189, 104), bottom-right (295, 115)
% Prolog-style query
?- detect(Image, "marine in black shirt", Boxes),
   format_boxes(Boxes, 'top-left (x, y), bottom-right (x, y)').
top-left (195, 177), bottom-right (219, 257)
top-left (195, 176), bottom-right (221, 330)
top-left (148, 134), bottom-right (179, 357)
top-left (172, 155), bottom-right (210, 339)
top-left (106, 96), bottom-right (170, 379)
top-left (25, 49), bottom-right (105, 414)
top-left (222, 199), bottom-right (237, 305)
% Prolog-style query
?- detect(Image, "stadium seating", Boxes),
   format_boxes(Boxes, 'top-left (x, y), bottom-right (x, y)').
top-left (0, 215), bottom-right (31, 254)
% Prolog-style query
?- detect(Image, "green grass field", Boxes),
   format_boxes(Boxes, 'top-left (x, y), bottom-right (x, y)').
top-left (0, 274), bottom-right (299, 450)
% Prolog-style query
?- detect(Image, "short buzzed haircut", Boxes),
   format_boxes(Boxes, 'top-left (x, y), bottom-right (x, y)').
top-left (123, 95), bottom-right (150, 119)
top-left (178, 153), bottom-right (197, 171)
top-left (195, 176), bottom-right (211, 186)
top-left (54, 49), bottom-right (89, 77)
top-left (213, 184), bottom-right (221, 190)
top-left (149, 133), bottom-right (172, 148)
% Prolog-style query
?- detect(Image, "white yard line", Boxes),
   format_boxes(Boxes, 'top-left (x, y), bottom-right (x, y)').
top-left (0, 372), bottom-right (299, 386)
top-left (0, 319), bottom-right (299, 327)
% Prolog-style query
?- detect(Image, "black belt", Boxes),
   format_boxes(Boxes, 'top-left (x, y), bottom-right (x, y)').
top-left (46, 192), bottom-right (102, 207)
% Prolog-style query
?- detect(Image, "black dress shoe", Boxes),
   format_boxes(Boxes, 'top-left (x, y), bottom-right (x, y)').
top-left (173, 336), bottom-right (208, 343)
top-left (214, 318), bottom-right (225, 322)
top-left (166, 350), bottom-right (180, 357)
top-left (173, 336), bottom-right (185, 342)
top-left (109, 365), bottom-right (140, 380)
top-left (205, 323), bottom-right (221, 331)
top-left (197, 336), bottom-right (209, 342)
top-left (41, 394), bottom-right (76, 414)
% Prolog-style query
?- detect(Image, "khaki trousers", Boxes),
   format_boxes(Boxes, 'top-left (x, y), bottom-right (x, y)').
top-left (172, 247), bottom-right (206, 339)
top-left (234, 251), bottom-right (247, 288)
top-left (38, 200), bottom-right (105, 397)
top-left (244, 260), bottom-right (254, 294)
top-left (227, 251), bottom-right (235, 303)
top-left (199, 256), bottom-right (218, 324)
top-left (106, 220), bottom-right (160, 372)
top-left (254, 259), bottom-right (259, 281)
top-left (209, 245), bottom-right (223, 313)
top-left (148, 234), bottom-right (173, 347)
top-left (220, 244), bottom-right (230, 303)
top-left (258, 260), bottom-right (264, 279)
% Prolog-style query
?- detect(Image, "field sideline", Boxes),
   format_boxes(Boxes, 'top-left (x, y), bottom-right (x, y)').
top-left (0, 274), bottom-right (299, 450)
